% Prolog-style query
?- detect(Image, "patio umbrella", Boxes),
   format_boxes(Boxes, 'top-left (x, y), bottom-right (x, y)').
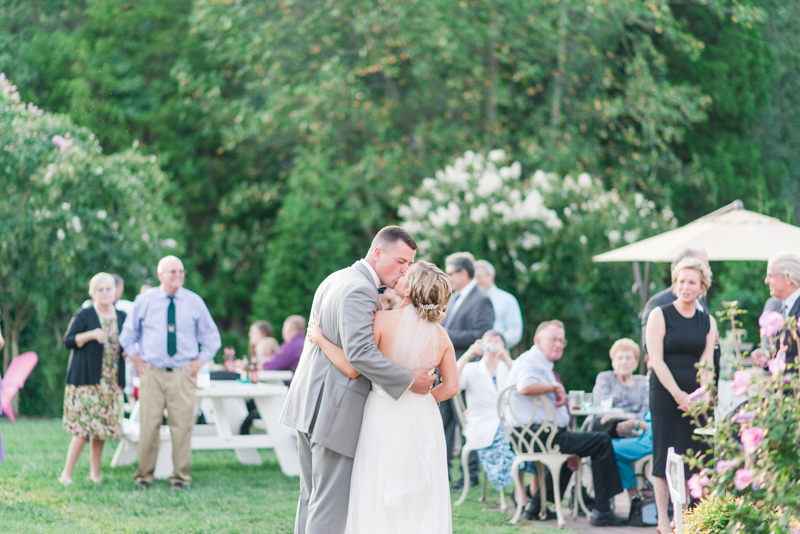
top-left (593, 200), bottom-right (800, 263)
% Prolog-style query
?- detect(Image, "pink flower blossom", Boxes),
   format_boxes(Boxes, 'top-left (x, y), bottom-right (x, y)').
top-left (687, 387), bottom-right (707, 403)
top-left (687, 473), bottom-right (711, 498)
top-left (731, 412), bottom-right (755, 424)
top-left (733, 371), bottom-right (751, 396)
top-left (715, 459), bottom-right (739, 474)
top-left (759, 311), bottom-right (785, 337)
top-left (52, 135), bottom-right (73, 153)
top-left (751, 348), bottom-right (770, 367)
top-left (141, 232), bottom-right (150, 242)
top-left (767, 356), bottom-right (786, 376)
top-left (740, 427), bottom-right (766, 454)
top-left (734, 468), bottom-right (755, 491)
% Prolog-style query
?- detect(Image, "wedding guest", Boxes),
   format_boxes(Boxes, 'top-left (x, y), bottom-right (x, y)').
top-left (254, 337), bottom-right (280, 367)
top-left (752, 253), bottom-right (800, 368)
top-left (612, 412), bottom-right (653, 508)
top-left (263, 315), bottom-right (306, 382)
top-left (60, 273), bottom-right (127, 485)
top-left (120, 255), bottom-right (221, 490)
top-left (442, 251), bottom-right (495, 489)
top-left (474, 260), bottom-right (523, 349)
top-left (139, 284), bottom-right (152, 294)
top-left (645, 257), bottom-right (716, 534)
top-left (590, 338), bottom-right (649, 436)
top-left (508, 320), bottom-right (625, 526)
top-left (248, 320), bottom-right (274, 357)
top-left (380, 287), bottom-right (401, 310)
top-left (457, 331), bottom-right (522, 502)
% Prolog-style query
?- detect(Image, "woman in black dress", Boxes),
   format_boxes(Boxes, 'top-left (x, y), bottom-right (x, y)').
top-left (645, 257), bottom-right (716, 534)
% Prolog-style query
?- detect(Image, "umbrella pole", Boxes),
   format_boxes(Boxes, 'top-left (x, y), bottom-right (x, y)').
top-left (633, 261), bottom-right (652, 375)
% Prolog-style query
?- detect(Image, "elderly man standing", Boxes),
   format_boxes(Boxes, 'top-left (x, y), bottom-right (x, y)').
top-left (443, 252), bottom-right (494, 488)
top-left (508, 320), bottom-right (625, 526)
top-left (120, 255), bottom-right (221, 490)
top-left (474, 259), bottom-right (523, 349)
top-left (753, 253), bottom-right (800, 368)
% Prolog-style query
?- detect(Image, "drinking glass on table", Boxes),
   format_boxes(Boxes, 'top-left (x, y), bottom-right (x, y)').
top-left (600, 394), bottom-right (614, 409)
top-left (568, 390), bottom-right (584, 409)
top-left (582, 393), bottom-right (593, 409)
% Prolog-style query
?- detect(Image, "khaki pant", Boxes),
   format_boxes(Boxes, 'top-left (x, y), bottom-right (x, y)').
top-left (134, 367), bottom-right (197, 485)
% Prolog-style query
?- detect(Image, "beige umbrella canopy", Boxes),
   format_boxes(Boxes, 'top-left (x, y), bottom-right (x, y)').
top-left (593, 200), bottom-right (800, 263)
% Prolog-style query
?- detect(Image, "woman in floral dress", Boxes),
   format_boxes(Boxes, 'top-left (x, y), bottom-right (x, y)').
top-left (60, 273), bottom-right (127, 484)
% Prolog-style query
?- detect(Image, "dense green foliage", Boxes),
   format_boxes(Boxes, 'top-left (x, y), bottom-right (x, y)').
top-left (1, 0), bottom-right (798, 411)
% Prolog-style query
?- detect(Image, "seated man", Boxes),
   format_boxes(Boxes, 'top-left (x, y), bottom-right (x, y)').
top-left (507, 320), bottom-right (625, 527)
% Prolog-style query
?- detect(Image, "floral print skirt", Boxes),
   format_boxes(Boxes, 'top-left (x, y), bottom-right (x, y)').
top-left (477, 425), bottom-right (516, 490)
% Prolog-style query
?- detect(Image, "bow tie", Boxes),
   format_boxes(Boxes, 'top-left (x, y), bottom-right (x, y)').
top-left (378, 286), bottom-right (387, 294)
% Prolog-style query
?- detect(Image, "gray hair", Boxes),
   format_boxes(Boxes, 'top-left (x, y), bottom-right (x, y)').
top-left (769, 253), bottom-right (800, 287)
top-left (482, 329), bottom-right (507, 348)
top-left (671, 247), bottom-right (708, 271)
top-left (474, 259), bottom-right (495, 278)
top-left (157, 255), bottom-right (183, 274)
top-left (283, 315), bottom-right (307, 336)
top-left (445, 252), bottom-right (476, 279)
top-left (88, 273), bottom-right (116, 299)
top-left (111, 273), bottom-right (124, 288)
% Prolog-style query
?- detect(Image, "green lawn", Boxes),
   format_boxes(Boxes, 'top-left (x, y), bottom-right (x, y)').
top-left (0, 419), bottom-right (563, 533)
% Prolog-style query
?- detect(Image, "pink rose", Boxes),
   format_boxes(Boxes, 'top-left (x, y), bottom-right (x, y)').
top-left (715, 459), bottom-right (739, 474)
top-left (751, 348), bottom-right (770, 367)
top-left (767, 356), bottom-right (786, 376)
top-left (734, 468), bottom-right (755, 491)
top-left (731, 411), bottom-right (755, 424)
top-left (687, 386), bottom-right (707, 404)
top-left (759, 311), bottom-right (785, 337)
top-left (740, 427), bottom-right (766, 454)
top-left (687, 473), bottom-right (711, 499)
top-left (732, 371), bottom-right (751, 396)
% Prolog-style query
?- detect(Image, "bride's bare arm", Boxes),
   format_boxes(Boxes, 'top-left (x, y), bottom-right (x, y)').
top-left (431, 338), bottom-right (458, 402)
top-left (307, 317), bottom-right (360, 379)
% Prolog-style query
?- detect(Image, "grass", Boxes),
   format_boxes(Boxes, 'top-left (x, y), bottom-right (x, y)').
top-left (0, 418), bottom-right (566, 534)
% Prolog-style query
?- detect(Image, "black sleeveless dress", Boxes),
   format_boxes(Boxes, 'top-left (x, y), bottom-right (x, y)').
top-left (650, 303), bottom-right (710, 478)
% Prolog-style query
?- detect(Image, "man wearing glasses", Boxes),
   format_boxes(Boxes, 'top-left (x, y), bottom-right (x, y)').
top-left (120, 255), bottom-right (221, 490)
top-left (507, 320), bottom-right (625, 526)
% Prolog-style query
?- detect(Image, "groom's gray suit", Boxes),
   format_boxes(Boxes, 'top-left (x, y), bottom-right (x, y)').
top-left (280, 260), bottom-right (415, 534)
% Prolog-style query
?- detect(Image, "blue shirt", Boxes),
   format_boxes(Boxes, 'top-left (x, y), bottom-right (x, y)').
top-left (119, 286), bottom-right (221, 368)
top-left (506, 346), bottom-right (571, 428)
top-left (486, 285), bottom-right (523, 349)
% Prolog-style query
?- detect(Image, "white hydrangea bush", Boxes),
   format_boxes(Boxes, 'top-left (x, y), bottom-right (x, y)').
top-left (399, 149), bottom-right (677, 285)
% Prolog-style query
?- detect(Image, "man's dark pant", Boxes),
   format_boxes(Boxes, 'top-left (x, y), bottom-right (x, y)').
top-left (440, 397), bottom-right (480, 482)
top-left (519, 428), bottom-right (623, 512)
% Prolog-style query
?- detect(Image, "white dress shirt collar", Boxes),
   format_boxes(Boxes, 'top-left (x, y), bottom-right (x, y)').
top-left (359, 259), bottom-right (381, 289)
top-left (783, 287), bottom-right (800, 316)
top-left (457, 278), bottom-right (478, 299)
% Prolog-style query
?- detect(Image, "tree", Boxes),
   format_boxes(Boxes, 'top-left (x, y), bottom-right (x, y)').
top-left (399, 149), bottom-right (676, 388)
top-left (0, 73), bottom-right (179, 407)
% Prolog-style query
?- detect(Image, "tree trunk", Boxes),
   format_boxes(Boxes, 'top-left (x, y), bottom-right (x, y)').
top-left (484, 11), bottom-right (499, 144)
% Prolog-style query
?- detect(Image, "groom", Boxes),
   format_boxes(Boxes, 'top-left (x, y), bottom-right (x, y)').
top-left (280, 226), bottom-right (438, 534)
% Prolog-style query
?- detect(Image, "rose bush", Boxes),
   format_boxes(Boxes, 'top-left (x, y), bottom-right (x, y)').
top-left (685, 302), bottom-right (800, 533)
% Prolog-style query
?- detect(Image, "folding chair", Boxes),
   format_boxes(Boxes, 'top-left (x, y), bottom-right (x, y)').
top-left (665, 447), bottom-right (686, 534)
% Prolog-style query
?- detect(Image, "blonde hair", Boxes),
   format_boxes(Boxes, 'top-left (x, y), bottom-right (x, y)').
top-left (671, 257), bottom-right (712, 295)
top-left (88, 272), bottom-right (116, 299)
top-left (254, 337), bottom-right (280, 357)
top-left (406, 261), bottom-right (452, 324)
top-left (609, 338), bottom-right (640, 362)
top-left (534, 320), bottom-right (565, 337)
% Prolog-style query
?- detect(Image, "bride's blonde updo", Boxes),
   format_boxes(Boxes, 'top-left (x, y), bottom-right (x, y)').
top-left (406, 261), bottom-right (452, 324)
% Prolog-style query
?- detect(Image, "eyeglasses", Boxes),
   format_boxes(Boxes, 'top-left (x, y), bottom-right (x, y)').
top-left (542, 336), bottom-right (568, 347)
top-left (765, 273), bottom-right (785, 281)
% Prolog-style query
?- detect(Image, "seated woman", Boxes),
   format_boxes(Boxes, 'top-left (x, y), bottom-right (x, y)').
top-left (612, 412), bottom-right (653, 509)
top-left (456, 331), bottom-right (523, 503)
top-left (591, 338), bottom-right (649, 436)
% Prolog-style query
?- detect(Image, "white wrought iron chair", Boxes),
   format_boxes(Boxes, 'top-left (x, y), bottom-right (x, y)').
top-left (498, 385), bottom-right (582, 528)
top-left (452, 391), bottom-right (507, 511)
top-left (666, 447), bottom-right (686, 534)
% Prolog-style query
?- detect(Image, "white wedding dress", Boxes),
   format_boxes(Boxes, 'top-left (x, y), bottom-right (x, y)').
top-left (344, 306), bottom-right (452, 534)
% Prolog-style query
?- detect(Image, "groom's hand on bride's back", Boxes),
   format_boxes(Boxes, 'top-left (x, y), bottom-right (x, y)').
top-left (409, 363), bottom-right (437, 394)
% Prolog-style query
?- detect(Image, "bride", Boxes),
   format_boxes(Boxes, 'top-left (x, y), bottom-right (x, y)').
top-left (307, 260), bottom-right (458, 534)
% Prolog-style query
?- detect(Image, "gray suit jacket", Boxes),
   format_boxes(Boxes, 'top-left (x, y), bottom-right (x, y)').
top-left (279, 261), bottom-right (415, 458)
top-left (446, 286), bottom-right (495, 358)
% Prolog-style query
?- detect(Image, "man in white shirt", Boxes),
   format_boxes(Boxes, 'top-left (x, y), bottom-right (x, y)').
top-left (508, 320), bottom-right (625, 526)
top-left (474, 260), bottom-right (523, 349)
